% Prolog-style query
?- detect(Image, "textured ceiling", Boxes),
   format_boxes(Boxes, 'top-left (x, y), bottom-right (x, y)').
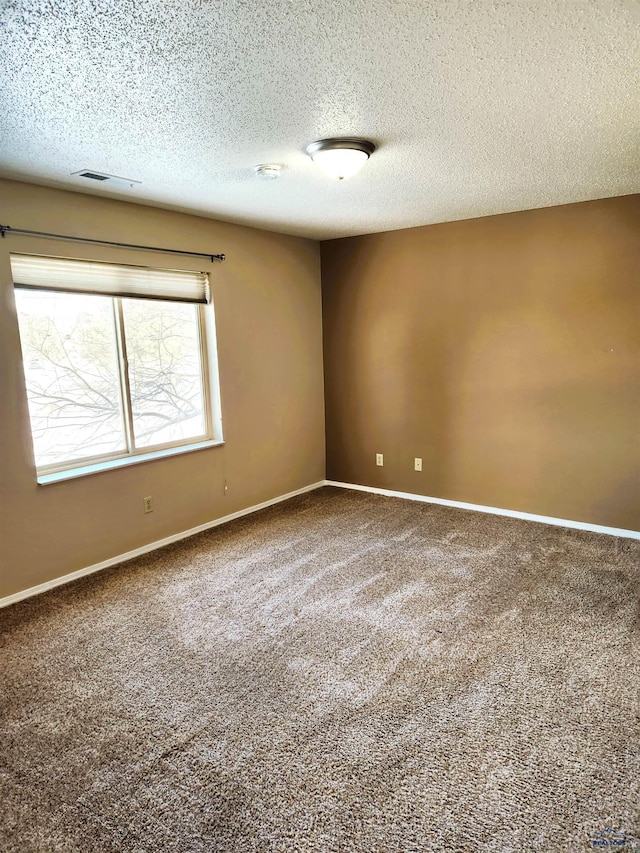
top-left (1, 1), bottom-right (639, 240)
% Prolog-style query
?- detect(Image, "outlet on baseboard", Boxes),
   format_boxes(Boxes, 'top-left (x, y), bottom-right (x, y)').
top-left (414, 457), bottom-right (422, 472)
top-left (376, 453), bottom-right (384, 467)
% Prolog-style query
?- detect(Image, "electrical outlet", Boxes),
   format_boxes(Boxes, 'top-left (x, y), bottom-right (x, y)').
top-left (143, 496), bottom-right (153, 513)
top-left (224, 479), bottom-right (228, 495)
top-left (376, 453), bottom-right (384, 466)
top-left (414, 457), bottom-right (422, 472)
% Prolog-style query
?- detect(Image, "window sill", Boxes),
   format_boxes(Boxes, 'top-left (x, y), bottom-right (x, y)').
top-left (37, 439), bottom-right (225, 485)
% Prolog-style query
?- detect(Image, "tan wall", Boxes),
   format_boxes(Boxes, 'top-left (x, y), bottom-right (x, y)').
top-left (322, 196), bottom-right (640, 531)
top-left (0, 180), bottom-right (325, 599)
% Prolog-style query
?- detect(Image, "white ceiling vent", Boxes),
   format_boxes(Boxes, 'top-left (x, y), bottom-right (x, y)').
top-left (71, 170), bottom-right (141, 189)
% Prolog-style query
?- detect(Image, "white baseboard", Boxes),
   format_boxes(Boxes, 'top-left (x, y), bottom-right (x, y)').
top-left (325, 480), bottom-right (640, 540)
top-left (0, 481), bottom-right (325, 609)
top-left (4, 477), bottom-right (636, 609)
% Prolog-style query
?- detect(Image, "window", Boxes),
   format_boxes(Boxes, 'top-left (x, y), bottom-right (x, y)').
top-left (11, 254), bottom-right (222, 479)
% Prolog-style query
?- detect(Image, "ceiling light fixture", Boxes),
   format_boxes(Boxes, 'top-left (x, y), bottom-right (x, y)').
top-left (305, 138), bottom-right (375, 180)
top-left (253, 164), bottom-right (282, 180)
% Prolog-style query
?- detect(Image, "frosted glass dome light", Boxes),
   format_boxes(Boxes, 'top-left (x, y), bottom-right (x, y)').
top-left (306, 138), bottom-right (375, 180)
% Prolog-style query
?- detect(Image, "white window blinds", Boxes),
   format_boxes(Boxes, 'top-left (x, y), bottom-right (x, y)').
top-left (10, 254), bottom-right (210, 304)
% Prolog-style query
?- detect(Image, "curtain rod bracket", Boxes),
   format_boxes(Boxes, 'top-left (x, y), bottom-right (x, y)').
top-left (0, 224), bottom-right (225, 262)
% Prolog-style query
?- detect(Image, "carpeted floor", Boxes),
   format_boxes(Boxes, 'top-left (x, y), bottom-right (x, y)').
top-left (1, 486), bottom-right (639, 852)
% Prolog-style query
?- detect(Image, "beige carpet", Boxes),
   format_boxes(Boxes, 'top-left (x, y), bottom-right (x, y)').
top-left (1, 486), bottom-right (639, 852)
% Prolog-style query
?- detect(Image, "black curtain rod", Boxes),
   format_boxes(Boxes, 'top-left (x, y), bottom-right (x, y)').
top-left (0, 225), bottom-right (225, 263)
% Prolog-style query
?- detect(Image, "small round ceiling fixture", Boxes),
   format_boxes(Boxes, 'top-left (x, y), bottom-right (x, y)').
top-left (253, 164), bottom-right (282, 180)
top-left (305, 138), bottom-right (376, 180)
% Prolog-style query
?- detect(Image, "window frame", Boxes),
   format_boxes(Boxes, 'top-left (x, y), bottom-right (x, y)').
top-left (13, 258), bottom-right (223, 480)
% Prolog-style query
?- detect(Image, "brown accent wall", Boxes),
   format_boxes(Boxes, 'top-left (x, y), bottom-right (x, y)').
top-left (0, 180), bottom-right (325, 599)
top-left (322, 196), bottom-right (640, 530)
